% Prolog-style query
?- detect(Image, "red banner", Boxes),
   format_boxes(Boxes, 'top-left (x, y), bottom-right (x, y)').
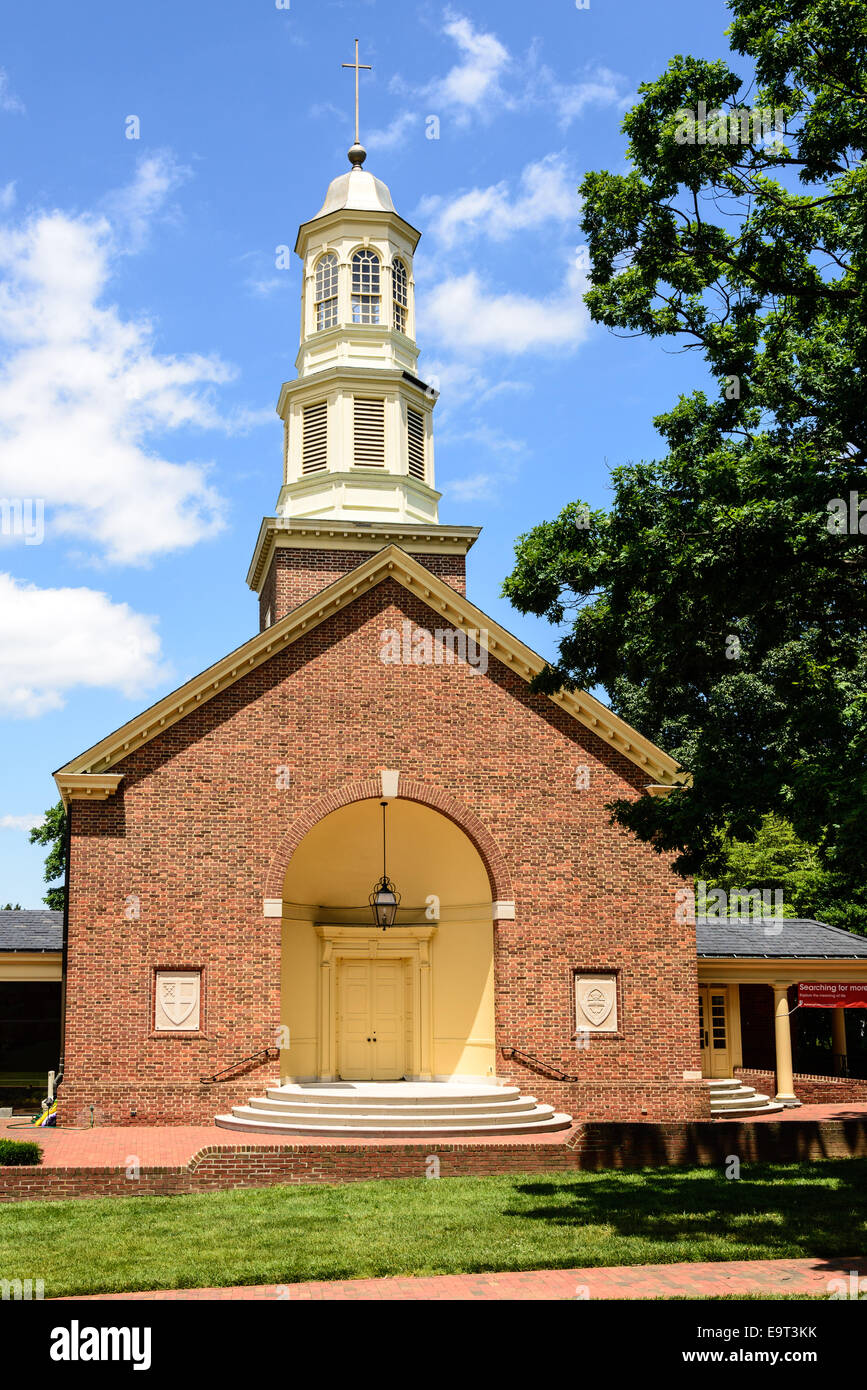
top-left (798, 982), bottom-right (867, 1008)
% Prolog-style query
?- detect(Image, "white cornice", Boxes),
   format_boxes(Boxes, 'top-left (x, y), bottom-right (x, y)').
top-left (294, 206), bottom-right (421, 258)
top-left (55, 773), bottom-right (125, 808)
top-left (276, 364), bottom-right (436, 417)
top-left (247, 517), bottom-right (479, 593)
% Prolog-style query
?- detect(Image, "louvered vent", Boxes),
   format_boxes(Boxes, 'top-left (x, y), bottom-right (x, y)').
top-left (407, 408), bottom-right (425, 481)
top-left (302, 402), bottom-right (328, 473)
top-left (353, 398), bottom-right (386, 467)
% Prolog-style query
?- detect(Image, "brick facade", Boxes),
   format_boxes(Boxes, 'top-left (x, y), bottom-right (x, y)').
top-left (259, 546), bottom-right (466, 628)
top-left (59, 569), bottom-right (707, 1128)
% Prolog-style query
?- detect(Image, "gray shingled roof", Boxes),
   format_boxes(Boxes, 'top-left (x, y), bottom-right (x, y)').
top-left (0, 909), bottom-right (63, 953)
top-left (697, 916), bottom-right (867, 959)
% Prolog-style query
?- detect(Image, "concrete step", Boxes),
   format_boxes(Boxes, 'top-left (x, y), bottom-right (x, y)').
top-left (715, 1101), bottom-right (786, 1117)
top-left (214, 1110), bottom-right (574, 1138)
top-left (708, 1088), bottom-right (760, 1105)
top-left (704, 1078), bottom-right (787, 1117)
top-left (264, 1082), bottom-right (523, 1107)
top-left (252, 1094), bottom-right (540, 1117)
top-left (216, 1079), bottom-right (573, 1137)
top-left (232, 1101), bottom-right (555, 1129)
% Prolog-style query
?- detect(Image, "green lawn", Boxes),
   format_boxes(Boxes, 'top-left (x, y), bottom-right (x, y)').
top-left (1, 1160), bottom-right (865, 1298)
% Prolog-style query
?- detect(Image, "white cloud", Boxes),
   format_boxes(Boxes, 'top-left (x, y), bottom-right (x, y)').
top-left (246, 274), bottom-right (291, 298)
top-left (0, 182), bottom-right (15, 211)
top-left (548, 66), bottom-right (633, 128)
top-left (0, 69), bottom-right (24, 115)
top-left (447, 472), bottom-right (505, 503)
top-left (420, 253), bottom-right (590, 356)
top-left (102, 151), bottom-right (190, 253)
top-left (0, 573), bottom-right (168, 717)
top-left (0, 813), bottom-right (45, 831)
top-left (397, 14), bottom-right (629, 132)
top-left (366, 111), bottom-right (419, 153)
top-left (419, 155), bottom-right (577, 247)
top-left (418, 359), bottom-right (531, 410)
top-left (397, 11), bottom-right (510, 124)
top-left (0, 153), bottom-right (234, 566)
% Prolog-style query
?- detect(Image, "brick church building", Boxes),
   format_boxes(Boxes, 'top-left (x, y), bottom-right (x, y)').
top-left (52, 138), bottom-right (863, 1135)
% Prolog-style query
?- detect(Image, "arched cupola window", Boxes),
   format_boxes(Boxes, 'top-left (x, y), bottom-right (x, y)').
top-left (392, 258), bottom-right (409, 334)
top-left (314, 253), bottom-right (339, 331)
top-left (351, 249), bottom-right (381, 324)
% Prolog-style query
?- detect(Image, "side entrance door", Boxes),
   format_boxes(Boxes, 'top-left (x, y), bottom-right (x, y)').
top-left (337, 960), bottom-right (406, 1081)
top-left (699, 986), bottom-right (732, 1077)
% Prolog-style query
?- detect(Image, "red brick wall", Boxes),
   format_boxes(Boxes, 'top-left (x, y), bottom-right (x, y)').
top-left (259, 546), bottom-right (467, 628)
top-left (4, 1118), bottom-right (866, 1202)
top-left (61, 578), bottom-right (705, 1126)
top-left (735, 1068), bottom-right (867, 1105)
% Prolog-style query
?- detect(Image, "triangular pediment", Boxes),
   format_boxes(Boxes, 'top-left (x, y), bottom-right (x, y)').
top-left (54, 546), bottom-right (686, 802)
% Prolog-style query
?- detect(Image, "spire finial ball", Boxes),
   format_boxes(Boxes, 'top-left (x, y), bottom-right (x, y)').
top-left (348, 141), bottom-right (367, 168)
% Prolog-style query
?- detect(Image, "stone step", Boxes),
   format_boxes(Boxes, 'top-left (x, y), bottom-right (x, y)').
top-left (714, 1101), bottom-right (786, 1117)
top-left (216, 1078), bottom-right (573, 1137)
top-left (704, 1078), bottom-right (787, 1117)
top-left (233, 1101), bottom-right (555, 1129)
top-left (712, 1091), bottom-right (773, 1109)
top-left (214, 1109), bottom-right (574, 1138)
top-left (265, 1082), bottom-right (522, 1107)
top-left (253, 1094), bottom-right (539, 1117)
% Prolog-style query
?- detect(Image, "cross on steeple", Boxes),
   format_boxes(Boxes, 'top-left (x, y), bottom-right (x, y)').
top-left (342, 38), bottom-right (372, 163)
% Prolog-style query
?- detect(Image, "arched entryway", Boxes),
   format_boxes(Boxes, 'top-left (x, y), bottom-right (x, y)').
top-left (278, 798), bottom-right (495, 1083)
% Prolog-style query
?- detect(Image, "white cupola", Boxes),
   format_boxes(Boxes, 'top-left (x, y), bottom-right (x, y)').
top-left (274, 139), bottom-right (440, 528)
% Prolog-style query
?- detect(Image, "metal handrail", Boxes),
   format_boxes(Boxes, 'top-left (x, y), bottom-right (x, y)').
top-left (500, 1045), bottom-right (581, 1083)
top-left (201, 1043), bottom-right (279, 1085)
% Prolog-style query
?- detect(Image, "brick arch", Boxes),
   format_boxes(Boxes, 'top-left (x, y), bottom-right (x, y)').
top-left (264, 777), bottom-right (512, 902)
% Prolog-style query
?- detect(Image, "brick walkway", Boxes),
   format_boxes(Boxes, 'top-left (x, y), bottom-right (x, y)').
top-left (0, 1116), bottom-right (571, 1167)
top-left (64, 1255), bottom-right (867, 1301)
top-left (5, 1103), bottom-right (866, 1168)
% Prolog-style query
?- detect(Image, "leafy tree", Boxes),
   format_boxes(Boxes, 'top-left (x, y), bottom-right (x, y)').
top-left (29, 802), bottom-right (67, 912)
top-left (504, 0), bottom-right (867, 928)
top-left (703, 813), bottom-right (863, 929)
top-left (1, 903), bottom-right (22, 911)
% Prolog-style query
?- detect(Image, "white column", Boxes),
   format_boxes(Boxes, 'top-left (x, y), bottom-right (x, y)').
top-left (771, 982), bottom-right (800, 1106)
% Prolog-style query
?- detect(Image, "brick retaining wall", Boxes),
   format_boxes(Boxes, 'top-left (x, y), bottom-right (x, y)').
top-left (3, 1118), bottom-right (866, 1202)
top-left (735, 1067), bottom-right (867, 1105)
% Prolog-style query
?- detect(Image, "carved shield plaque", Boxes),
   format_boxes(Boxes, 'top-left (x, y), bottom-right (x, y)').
top-left (575, 974), bottom-right (618, 1033)
top-left (155, 971), bottom-right (201, 1032)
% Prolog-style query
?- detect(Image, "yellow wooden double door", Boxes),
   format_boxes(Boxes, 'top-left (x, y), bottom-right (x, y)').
top-left (337, 960), bottom-right (406, 1080)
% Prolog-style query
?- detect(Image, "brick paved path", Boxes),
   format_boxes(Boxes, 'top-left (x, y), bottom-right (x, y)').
top-left (5, 1104), bottom-right (867, 1168)
top-left (65, 1256), bottom-right (867, 1301)
top-left (0, 1115), bottom-right (570, 1166)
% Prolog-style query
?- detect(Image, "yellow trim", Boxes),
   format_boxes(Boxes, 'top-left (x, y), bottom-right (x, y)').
top-left (698, 959), bottom-right (867, 985)
top-left (0, 952), bottom-right (62, 981)
top-left (54, 773), bottom-right (124, 805)
top-left (54, 545), bottom-right (686, 796)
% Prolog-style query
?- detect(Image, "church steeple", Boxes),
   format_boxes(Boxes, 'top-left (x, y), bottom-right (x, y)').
top-left (246, 44), bottom-right (480, 627)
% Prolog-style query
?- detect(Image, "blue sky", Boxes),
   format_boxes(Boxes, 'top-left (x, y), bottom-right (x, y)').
top-left (0, 0), bottom-right (740, 906)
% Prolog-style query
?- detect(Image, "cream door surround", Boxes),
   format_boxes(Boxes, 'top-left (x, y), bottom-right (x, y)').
top-left (315, 923), bottom-right (437, 1081)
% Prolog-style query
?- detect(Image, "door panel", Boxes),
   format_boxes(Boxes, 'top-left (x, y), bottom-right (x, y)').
top-left (338, 962), bottom-right (374, 1080)
top-left (337, 960), bottom-right (406, 1081)
top-left (371, 962), bottom-right (405, 1080)
top-left (699, 986), bottom-right (732, 1077)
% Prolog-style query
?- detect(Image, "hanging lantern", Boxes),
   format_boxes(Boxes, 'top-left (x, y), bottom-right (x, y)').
top-left (369, 800), bottom-right (401, 929)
